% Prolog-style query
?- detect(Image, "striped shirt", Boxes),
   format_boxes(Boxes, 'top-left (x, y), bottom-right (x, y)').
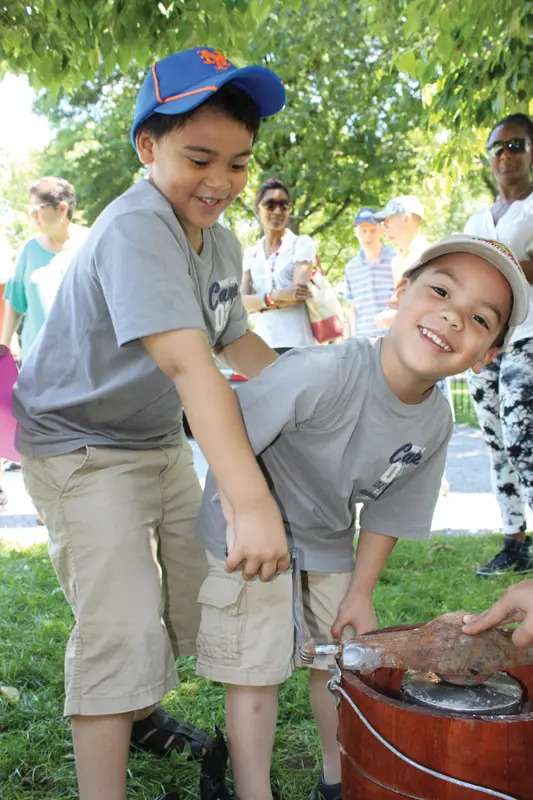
top-left (344, 244), bottom-right (395, 337)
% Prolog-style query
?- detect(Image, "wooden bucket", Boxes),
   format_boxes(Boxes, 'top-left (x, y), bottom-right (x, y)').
top-left (333, 626), bottom-right (533, 799)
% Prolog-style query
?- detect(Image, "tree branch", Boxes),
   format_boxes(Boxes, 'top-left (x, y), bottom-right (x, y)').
top-left (309, 197), bottom-right (353, 238)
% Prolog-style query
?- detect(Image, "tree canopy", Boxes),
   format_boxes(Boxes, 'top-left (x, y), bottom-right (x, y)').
top-left (35, 0), bottom-right (494, 279)
top-left (36, 3), bottom-right (423, 231)
top-left (364, 0), bottom-right (532, 127)
top-left (1, 0), bottom-right (529, 124)
top-left (3, 0), bottom-right (523, 278)
top-left (0, 0), bottom-right (295, 91)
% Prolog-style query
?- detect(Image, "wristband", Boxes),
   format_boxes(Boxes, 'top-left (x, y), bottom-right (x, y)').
top-left (263, 293), bottom-right (277, 309)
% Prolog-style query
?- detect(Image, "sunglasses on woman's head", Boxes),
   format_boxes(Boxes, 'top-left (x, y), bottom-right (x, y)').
top-left (486, 137), bottom-right (531, 158)
top-left (260, 199), bottom-right (291, 212)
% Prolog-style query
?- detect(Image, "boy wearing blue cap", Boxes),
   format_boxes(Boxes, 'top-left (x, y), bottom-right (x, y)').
top-left (196, 236), bottom-right (529, 800)
top-left (344, 208), bottom-right (395, 337)
top-left (13, 47), bottom-right (288, 800)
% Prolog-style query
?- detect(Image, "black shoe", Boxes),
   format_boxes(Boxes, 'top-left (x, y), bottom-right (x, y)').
top-left (476, 536), bottom-right (533, 576)
top-left (155, 794), bottom-right (179, 800)
top-left (309, 771), bottom-right (342, 800)
top-left (200, 727), bottom-right (232, 800)
top-left (0, 488), bottom-right (7, 507)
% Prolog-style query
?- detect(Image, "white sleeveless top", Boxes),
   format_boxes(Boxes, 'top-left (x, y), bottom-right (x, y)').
top-left (464, 193), bottom-right (533, 345)
top-left (243, 229), bottom-right (317, 348)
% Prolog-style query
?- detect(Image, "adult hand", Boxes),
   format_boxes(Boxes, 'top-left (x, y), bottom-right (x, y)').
top-left (331, 593), bottom-right (378, 641)
top-left (462, 579), bottom-right (533, 648)
top-left (225, 495), bottom-right (290, 581)
top-left (273, 284), bottom-right (311, 304)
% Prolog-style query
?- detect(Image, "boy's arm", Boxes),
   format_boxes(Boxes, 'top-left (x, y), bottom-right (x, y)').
top-left (142, 327), bottom-right (290, 581)
top-left (217, 330), bottom-right (278, 378)
top-left (331, 529), bottom-right (397, 639)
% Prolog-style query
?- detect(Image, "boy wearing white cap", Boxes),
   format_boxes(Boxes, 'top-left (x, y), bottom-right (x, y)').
top-left (197, 235), bottom-right (529, 800)
top-left (13, 47), bottom-right (289, 800)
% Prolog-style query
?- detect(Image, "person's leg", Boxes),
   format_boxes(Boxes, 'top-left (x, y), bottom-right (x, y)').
top-left (500, 340), bottom-right (533, 572)
top-left (196, 554), bottom-right (294, 800)
top-left (157, 439), bottom-right (207, 658)
top-left (21, 447), bottom-right (179, 800)
top-left (309, 669), bottom-right (341, 785)
top-left (226, 684), bottom-right (279, 800)
top-left (128, 439), bottom-right (214, 757)
top-left (72, 713), bottom-right (133, 800)
top-left (468, 357), bottom-right (528, 573)
top-left (300, 571), bottom-right (352, 799)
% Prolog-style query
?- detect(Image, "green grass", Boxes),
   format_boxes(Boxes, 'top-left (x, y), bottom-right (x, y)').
top-left (0, 536), bottom-right (520, 799)
top-left (451, 378), bottom-right (479, 428)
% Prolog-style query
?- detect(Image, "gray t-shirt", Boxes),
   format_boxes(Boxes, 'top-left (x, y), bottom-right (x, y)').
top-left (13, 179), bottom-right (248, 457)
top-left (200, 337), bottom-right (453, 572)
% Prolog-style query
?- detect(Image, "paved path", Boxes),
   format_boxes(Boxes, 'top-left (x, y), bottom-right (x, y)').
top-left (2, 425), bottom-right (532, 548)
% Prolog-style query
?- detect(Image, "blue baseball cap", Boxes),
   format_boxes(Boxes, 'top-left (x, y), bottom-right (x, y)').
top-left (131, 46), bottom-right (286, 148)
top-left (354, 207), bottom-right (378, 226)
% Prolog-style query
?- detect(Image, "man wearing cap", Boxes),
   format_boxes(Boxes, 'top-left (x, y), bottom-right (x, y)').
top-left (374, 195), bottom-right (430, 286)
top-left (344, 208), bottom-right (395, 337)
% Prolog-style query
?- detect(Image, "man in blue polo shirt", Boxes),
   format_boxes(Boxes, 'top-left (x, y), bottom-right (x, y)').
top-left (344, 208), bottom-right (394, 338)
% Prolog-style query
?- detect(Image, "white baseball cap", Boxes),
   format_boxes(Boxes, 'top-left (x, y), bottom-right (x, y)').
top-left (373, 195), bottom-right (424, 220)
top-left (403, 234), bottom-right (529, 346)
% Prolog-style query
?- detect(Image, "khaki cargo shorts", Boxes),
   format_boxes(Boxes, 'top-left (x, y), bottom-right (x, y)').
top-left (196, 553), bottom-right (352, 685)
top-left (22, 440), bottom-right (207, 716)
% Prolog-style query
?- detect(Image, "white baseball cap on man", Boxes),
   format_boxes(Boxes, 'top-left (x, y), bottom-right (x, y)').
top-left (403, 234), bottom-right (529, 346)
top-left (374, 195), bottom-right (424, 221)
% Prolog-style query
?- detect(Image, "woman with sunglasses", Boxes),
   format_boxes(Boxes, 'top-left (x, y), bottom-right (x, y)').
top-left (241, 178), bottom-right (315, 354)
top-left (0, 177), bottom-right (85, 361)
top-left (464, 113), bottom-right (533, 576)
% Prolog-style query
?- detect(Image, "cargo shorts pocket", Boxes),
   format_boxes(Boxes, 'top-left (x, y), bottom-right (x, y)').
top-left (196, 574), bottom-right (246, 666)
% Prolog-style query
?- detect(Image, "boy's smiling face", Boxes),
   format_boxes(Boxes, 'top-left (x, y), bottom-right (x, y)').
top-left (382, 253), bottom-right (512, 402)
top-left (136, 107), bottom-right (253, 251)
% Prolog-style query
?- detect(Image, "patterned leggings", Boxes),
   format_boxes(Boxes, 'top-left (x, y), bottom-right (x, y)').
top-left (467, 338), bottom-right (533, 534)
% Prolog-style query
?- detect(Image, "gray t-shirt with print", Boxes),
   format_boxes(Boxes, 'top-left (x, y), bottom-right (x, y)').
top-left (13, 179), bottom-right (248, 457)
top-left (200, 337), bottom-right (453, 572)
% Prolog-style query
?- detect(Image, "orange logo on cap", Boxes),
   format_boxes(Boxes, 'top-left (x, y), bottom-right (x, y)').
top-left (197, 49), bottom-right (232, 71)
top-left (473, 237), bottom-right (519, 266)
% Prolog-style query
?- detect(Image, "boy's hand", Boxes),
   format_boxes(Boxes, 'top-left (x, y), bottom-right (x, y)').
top-left (226, 496), bottom-right (290, 581)
top-left (331, 594), bottom-right (378, 640)
top-left (142, 328), bottom-right (289, 583)
top-left (462, 579), bottom-right (533, 648)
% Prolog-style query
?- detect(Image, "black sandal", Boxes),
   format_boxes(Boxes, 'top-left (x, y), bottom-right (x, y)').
top-left (309, 771), bottom-right (342, 800)
top-left (131, 706), bottom-right (214, 759)
top-left (200, 727), bottom-right (233, 800)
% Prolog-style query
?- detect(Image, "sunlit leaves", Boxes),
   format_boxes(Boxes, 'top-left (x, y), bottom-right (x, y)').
top-left (0, 0), bottom-right (297, 92)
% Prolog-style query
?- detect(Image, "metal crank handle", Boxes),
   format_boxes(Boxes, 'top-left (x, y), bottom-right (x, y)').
top-left (292, 548), bottom-right (341, 665)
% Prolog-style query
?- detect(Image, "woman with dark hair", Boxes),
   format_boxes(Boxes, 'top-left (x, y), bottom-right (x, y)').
top-left (241, 178), bottom-right (315, 353)
top-left (0, 176), bottom-right (86, 360)
top-left (465, 113), bottom-right (533, 576)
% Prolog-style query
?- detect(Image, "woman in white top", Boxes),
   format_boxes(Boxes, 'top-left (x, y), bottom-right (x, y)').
top-left (464, 113), bottom-right (533, 576)
top-left (241, 178), bottom-right (316, 353)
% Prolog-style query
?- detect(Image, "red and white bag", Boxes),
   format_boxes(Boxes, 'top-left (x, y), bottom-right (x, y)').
top-left (305, 263), bottom-right (344, 343)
